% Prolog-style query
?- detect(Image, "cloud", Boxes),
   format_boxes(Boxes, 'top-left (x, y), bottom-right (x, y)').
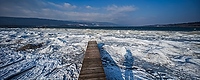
top-left (63, 3), bottom-right (77, 9)
top-left (86, 6), bottom-right (92, 9)
top-left (85, 5), bottom-right (99, 10)
top-left (48, 2), bottom-right (62, 8)
top-left (39, 9), bottom-right (110, 22)
top-left (0, 0), bottom-right (137, 25)
top-left (107, 5), bottom-right (136, 13)
top-left (48, 2), bottom-right (76, 9)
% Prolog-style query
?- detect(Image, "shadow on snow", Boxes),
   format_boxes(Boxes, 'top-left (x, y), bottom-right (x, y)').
top-left (123, 50), bottom-right (134, 80)
top-left (98, 43), bottom-right (124, 80)
top-left (98, 43), bottom-right (135, 80)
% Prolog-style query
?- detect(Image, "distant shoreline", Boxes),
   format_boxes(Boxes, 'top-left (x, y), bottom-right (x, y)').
top-left (1, 16), bottom-right (200, 29)
top-left (0, 26), bottom-right (200, 31)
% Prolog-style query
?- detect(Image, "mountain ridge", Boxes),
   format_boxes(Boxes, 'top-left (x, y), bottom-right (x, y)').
top-left (146, 22), bottom-right (200, 27)
top-left (0, 16), bottom-right (116, 27)
top-left (0, 16), bottom-right (200, 28)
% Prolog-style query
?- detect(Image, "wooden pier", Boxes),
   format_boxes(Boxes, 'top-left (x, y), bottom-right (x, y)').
top-left (79, 41), bottom-right (106, 80)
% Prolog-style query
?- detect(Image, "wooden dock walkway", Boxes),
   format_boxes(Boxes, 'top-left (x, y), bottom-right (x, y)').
top-left (79, 41), bottom-right (106, 80)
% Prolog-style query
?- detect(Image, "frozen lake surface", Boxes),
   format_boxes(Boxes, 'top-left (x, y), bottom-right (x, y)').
top-left (0, 28), bottom-right (200, 80)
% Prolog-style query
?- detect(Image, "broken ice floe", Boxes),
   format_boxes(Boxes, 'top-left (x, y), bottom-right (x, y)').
top-left (0, 28), bottom-right (200, 80)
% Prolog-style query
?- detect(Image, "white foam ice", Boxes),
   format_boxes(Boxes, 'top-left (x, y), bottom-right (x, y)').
top-left (0, 28), bottom-right (200, 80)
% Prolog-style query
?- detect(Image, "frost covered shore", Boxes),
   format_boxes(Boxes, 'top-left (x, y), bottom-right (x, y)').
top-left (0, 28), bottom-right (200, 80)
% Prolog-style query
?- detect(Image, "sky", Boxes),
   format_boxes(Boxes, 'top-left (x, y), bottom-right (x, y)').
top-left (0, 0), bottom-right (200, 26)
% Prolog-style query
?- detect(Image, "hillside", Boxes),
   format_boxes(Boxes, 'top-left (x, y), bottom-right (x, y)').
top-left (0, 16), bottom-right (116, 28)
top-left (0, 16), bottom-right (200, 28)
top-left (149, 22), bottom-right (200, 27)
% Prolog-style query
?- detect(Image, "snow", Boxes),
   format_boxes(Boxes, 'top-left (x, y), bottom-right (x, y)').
top-left (0, 28), bottom-right (200, 80)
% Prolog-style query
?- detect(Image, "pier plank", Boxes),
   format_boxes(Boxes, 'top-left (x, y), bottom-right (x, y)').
top-left (79, 41), bottom-right (106, 80)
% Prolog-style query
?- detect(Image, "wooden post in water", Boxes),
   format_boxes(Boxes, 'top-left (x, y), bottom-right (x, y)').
top-left (79, 41), bottom-right (106, 80)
